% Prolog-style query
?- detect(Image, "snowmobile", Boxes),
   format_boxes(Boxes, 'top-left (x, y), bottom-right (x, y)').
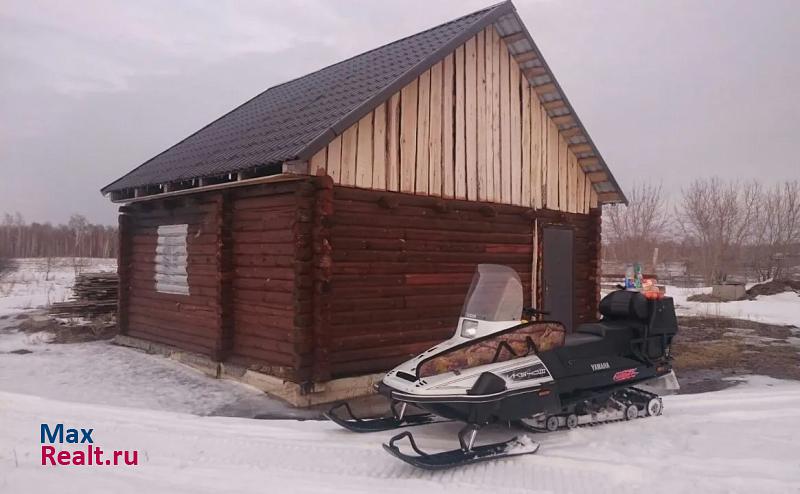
top-left (326, 264), bottom-right (679, 470)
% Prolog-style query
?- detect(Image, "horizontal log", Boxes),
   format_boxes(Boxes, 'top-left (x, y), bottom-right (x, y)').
top-left (232, 278), bottom-right (302, 292)
top-left (231, 181), bottom-right (303, 200)
top-left (233, 291), bottom-right (298, 307)
top-left (229, 330), bottom-right (306, 355)
top-left (331, 354), bottom-right (420, 378)
top-left (128, 305), bottom-right (220, 330)
top-left (331, 327), bottom-right (454, 351)
top-left (404, 273), bottom-right (474, 286)
top-left (332, 226), bottom-right (532, 245)
top-left (233, 266), bottom-right (296, 281)
top-left (233, 243), bottom-right (298, 256)
top-left (332, 186), bottom-right (529, 215)
top-left (329, 213), bottom-right (527, 234)
top-left (128, 297), bottom-right (218, 316)
top-left (230, 342), bottom-right (308, 367)
top-left (331, 305), bottom-right (460, 325)
top-left (329, 340), bottom-right (443, 364)
top-left (328, 315), bottom-right (455, 336)
top-left (331, 261), bottom-right (532, 275)
top-left (128, 282), bottom-right (219, 301)
top-left (333, 200), bottom-right (532, 225)
top-left (232, 194), bottom-right (299, 211)
top-left (332, 251), bottom-right (531, 263)
top-left (330, 238), bottom-right (531, 255)
top-left (128, 315), bottom-right (220, 341)
top-left (233, 230), bottom-right (296, 244)
top-left (329, 282), bottom-right (473, 299)
top-left (231, 217), bottom-right (296, 232)
top-left (233, 303), bottom-right (294, 318)
top-left (233, 314), bottom-right (298, 335)
top-left (331, 296), bottom-right (405, 312)
top-left (232, 254), bottom-right (297, 268)
top-left (127, 326), bottom-right (217, 355)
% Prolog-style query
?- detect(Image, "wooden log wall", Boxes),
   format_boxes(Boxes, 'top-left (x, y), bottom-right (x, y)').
top-left (117, 179), bottom-right (601, 384)
top-left (325, 186), bottom-right (537, 378)
top-left (118, 181), bottom-right (315, 383)
top-left (309, 25), bottom-right (600, 214)
top-left (120, 196), bottom-right (226, 358)
top-left (227, 181), bottom-right (313, 381)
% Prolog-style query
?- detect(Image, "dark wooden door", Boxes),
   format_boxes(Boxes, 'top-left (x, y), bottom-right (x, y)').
top-left (542, 227), bottom-right (574, 331)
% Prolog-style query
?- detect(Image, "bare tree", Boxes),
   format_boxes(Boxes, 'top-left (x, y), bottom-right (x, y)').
top-left (604, 182), bottom-right (671, 267)
top-left (748, 180), bottom-right (800, 280)
top-left (0, 212), bottom-right (118, 258)
top-left (677, 178), bottom-right (760, 284)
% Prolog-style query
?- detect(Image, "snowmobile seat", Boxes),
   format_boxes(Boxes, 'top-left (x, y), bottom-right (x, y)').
top-left (577, 320), bottom-right (644, 338)
top-left (573, 290), bottom-right (649, 341)
top-left (598, 290), bottom-right (649, 321)
top-left (564, 332), bottom-right (603, 347)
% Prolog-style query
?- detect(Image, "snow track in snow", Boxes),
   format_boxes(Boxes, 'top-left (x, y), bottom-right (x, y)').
top-left (2, 376), bottom-right (800, 494)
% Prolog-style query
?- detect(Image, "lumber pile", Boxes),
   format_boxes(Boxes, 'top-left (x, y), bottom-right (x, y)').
top-left (50, 272), bottom-right (118, 317)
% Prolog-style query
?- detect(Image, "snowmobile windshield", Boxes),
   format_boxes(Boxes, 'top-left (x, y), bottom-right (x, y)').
top-left (461, 265), bottom-right (523, 321)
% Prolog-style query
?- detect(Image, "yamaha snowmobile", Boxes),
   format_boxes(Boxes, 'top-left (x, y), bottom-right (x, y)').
top-left (326, 264), bottom-right (679, 470)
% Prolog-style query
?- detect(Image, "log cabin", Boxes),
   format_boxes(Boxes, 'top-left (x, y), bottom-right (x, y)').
top-left (101, 1), bottom-right (627, 405)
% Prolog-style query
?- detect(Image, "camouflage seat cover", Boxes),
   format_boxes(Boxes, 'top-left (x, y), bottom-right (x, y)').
top-left (418, 322), bottom-right (566, 378)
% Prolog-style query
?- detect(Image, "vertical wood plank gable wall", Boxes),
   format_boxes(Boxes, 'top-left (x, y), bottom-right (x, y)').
top-left (310, 26), bottom-right (597, 215)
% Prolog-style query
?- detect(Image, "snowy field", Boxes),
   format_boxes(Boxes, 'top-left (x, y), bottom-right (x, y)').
top-left (1, 259), bottom-right (800, 492)
top-left (668, 285), bottom-right (799, 327)
top-left (0, 258), bottom-right (116, 316)
top-left (601, 283), bottom-right (799, 328)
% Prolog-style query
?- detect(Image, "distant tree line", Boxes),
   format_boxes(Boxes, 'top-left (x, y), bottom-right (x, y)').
top-left (604, 179), bottom-right (800, 284)
top-left (0, 213), bottom-right (118, 259)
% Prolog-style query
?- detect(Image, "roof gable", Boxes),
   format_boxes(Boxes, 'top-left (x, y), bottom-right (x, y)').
top-left (103, 1), bottom-right (625, 204)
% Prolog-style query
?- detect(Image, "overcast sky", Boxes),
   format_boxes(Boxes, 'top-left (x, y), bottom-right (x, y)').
top-left (1, 0), bottom-right (798, 225)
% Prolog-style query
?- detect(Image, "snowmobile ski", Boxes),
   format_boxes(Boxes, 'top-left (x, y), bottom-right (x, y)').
top-left (383, 430), bottom-right (539, 471)
top-left (324, 402), bottom-right (451, 433)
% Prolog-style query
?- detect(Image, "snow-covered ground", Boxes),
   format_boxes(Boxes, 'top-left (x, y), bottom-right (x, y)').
top-left (0, 329), bottom-right (316, 419)
top-left (668, 285), bottom-right (800, 327)
top-left (0, 258), bottom-right (317, 419)
top-left (2, 377), bottom-right (800, 494)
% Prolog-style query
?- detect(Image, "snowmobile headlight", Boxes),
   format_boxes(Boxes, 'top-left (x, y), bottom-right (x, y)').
top-left (460, 319), bottom-right (479, 339)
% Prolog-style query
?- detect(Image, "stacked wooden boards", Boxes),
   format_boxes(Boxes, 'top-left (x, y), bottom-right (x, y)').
top-left (49, 272), bottom-right (119, 317)
top-left (309, 25), bottom-right (598, 215)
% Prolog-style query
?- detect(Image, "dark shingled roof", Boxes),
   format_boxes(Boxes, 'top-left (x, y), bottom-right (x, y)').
top-left (102, 2), bottom-right (511, 193)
